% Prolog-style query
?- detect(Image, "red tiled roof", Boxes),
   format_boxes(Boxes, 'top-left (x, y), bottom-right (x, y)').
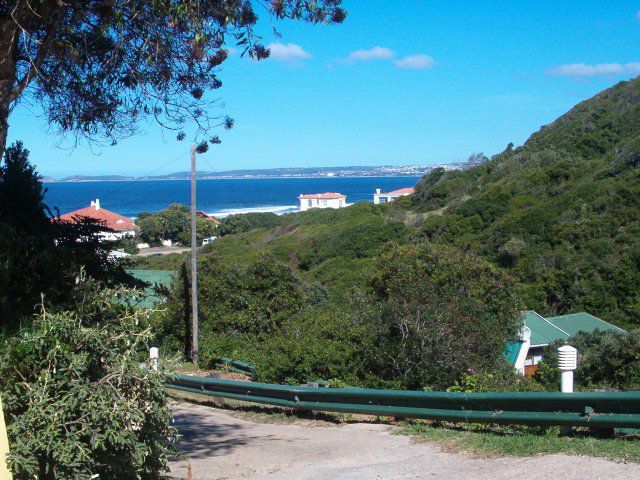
top-left (384, 187), bottom-right (414, 195)
top-left (196, 210), bottom-right (221, 225)
top-left (298, 192), bottom-right (346, 199)
top-left (59, 203), bottom-right (139, 231)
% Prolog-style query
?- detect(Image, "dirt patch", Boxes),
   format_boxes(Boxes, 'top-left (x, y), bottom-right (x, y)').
top-left (169, 402), bottom-right (640, 480)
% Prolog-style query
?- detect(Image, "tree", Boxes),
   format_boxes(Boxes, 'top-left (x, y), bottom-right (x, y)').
top-left (371, 242), bottom-right (522, 389)
top-left (136, 203), bottom-right (216, 245)
top-left (0, 1), bottom-right (346, 153)
top-left (0, 141), bottom-right (136, 329)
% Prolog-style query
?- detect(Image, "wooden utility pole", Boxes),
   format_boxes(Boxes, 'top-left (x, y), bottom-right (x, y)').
top-left (190, 144), bottom-right (199, 365)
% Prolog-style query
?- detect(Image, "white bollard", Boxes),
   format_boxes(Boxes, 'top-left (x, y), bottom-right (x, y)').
top-left (150, 347), bottom-right (159, 371)
top-left (558, 345), bottom-right (577, 393)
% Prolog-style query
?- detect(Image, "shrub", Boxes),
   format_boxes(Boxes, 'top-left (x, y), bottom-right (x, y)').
top-left (535, 329), bottom-right (640, 390)
top-left (446, 363), bottom-right (544, 393)
top-left (0, 283), bottom-right (177, 479)
top-left (158, 254), bottom-right (307, 362)
top-left (250, 294), bottom-right (380, 385)
top-left (372, 242), bottom-right (523, 389)
top-left (217, 212), bottom-right (286, 236)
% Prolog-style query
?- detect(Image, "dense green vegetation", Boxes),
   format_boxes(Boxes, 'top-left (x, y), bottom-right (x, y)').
top-left (217, 212), bottom-right (288, 236)
top-left (0, 142), bottom-right (136, 330)
top-left (413, 77), bottom-right (640, 328)
top-left (0, 282), bottom-right (176, 479)
top-left (0, 144), bottom-right (177, 478)
top-left (159, 235), bottom-right (521, 389)
top-left (534, 329), bottom-right (640, 391)
top-left (137, 204), bottom-right (217, 246)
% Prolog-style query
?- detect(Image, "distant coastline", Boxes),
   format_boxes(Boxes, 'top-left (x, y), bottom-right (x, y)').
top-left (41, 163), bottom-right (463, 183)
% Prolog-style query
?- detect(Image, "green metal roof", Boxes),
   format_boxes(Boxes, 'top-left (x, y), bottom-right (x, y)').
top-left (545, 312), bottom-right (626, 337)
top-left (125, 269), bottom-right (175, 308)
top-left (524, 310), bottom-right (626, 347)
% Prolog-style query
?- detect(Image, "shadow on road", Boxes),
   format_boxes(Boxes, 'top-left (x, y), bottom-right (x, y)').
top-left (171, 408), bottom-right (251, 460)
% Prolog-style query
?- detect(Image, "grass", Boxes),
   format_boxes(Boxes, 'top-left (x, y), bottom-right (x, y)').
top-left (399, 421), bottom-right (640, 463)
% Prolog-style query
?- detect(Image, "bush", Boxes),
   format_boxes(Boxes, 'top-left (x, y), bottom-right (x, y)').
top-left (446, 363), bottom-right (544, 393)
top-left (372, 242), bottom-right (523, 389)
top-left (0, 283), bottom-right (177, 479)
top-left (535, 329), bottom-right (640, 390)
top-left (158, 254), bottom-right (307, 362)
top-left (250, 294), bottom-right (380, 385)
top-left (217, 212), bottom-right (286, 236)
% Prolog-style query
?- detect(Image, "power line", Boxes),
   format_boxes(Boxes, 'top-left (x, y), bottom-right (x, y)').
top-left (80, 150), bottom-right (190, 210)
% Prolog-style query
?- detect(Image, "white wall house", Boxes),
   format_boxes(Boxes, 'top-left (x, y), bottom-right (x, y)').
top-left (298, 192), bottom-right (346, 211)
top-left (373, 187), bottom-right (414, 204)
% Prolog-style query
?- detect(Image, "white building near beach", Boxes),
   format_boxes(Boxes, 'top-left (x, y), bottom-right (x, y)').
top-left (298, 192), bottom-right (346, 211)
top-left (373, 187), bottom-right (414, 204)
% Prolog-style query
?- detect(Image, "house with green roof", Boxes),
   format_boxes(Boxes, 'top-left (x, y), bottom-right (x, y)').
top-left (505, 310), bottom-right (626, 375)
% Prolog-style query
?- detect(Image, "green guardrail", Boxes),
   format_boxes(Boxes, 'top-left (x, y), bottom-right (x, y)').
top-left (215, 357), bottom-right (256, 378)
top-left (166, 373), bottom-right (640, 428)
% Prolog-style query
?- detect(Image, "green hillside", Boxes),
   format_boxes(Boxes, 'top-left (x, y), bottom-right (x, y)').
top-left (413, 76), bottom-right (640, 327)
top-left (203, 77), bottom-right (640, 329)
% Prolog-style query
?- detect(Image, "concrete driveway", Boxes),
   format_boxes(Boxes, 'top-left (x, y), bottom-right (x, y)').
top-left (169, 402), bottom-right (640, 480)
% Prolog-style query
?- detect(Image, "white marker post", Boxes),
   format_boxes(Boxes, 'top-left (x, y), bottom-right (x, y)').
top-left (150, 347), bottom-right (159, 372)
top-left (558, 345), bottom-right (577, 393)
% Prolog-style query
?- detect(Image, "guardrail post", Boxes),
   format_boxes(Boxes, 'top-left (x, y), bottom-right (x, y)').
top-left (150, 347), bottom-right (159, 371)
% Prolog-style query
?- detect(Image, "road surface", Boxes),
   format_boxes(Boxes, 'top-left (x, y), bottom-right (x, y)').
top-left (135, 246), bottom-right (190, 256)
top-left (169, 402), bottom-right (640, 480)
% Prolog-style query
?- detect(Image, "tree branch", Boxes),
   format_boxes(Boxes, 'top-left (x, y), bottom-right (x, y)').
top-left (7, 2), bottom-right (65, 104)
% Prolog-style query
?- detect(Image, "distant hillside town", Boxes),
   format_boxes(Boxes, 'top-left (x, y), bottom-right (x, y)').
top-left (42, 163), bottom-right (465, 182)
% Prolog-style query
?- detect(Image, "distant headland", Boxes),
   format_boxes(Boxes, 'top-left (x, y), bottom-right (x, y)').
top-left (42, 163), bottom-right (464, 183)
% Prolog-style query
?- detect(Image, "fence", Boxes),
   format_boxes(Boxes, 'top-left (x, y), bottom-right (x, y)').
top-left (165, 373), bottom-right (640, 429)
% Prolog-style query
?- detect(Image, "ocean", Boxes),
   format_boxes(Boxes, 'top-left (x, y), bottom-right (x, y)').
top-left (43, 176), bottom-right (421, 218)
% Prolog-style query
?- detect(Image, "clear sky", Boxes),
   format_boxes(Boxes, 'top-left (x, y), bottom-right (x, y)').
top-left (7, 1), bottom-right (640, 177)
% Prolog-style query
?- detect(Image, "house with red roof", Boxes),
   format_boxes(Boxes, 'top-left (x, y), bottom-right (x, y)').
top-left (196, 210), bottom-right (221, 226)
top-left (298, 192), bottom-right (346, 211)
top-left (58, 199), bottom-right (139, 241)
top-left (373, 187), bottom-right (414, 204)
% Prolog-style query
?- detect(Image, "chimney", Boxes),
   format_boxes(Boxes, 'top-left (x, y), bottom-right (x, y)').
top-left (375, 188), bottom-right (381, 194)
top-left (94, 199), bottom-right (100, 210)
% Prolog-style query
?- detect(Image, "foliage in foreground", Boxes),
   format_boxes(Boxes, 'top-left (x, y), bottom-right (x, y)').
top-left (0, 283), bottom-right (177, 480)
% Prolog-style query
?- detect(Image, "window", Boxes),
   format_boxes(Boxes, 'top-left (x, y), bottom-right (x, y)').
top-left (320, 199), bottom-right (327, 206)
top-left (308, 199), bottom-right (313, 207)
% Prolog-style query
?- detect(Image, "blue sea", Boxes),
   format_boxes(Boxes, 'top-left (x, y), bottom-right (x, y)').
top-left (43, 177), bottom-right (421, 218)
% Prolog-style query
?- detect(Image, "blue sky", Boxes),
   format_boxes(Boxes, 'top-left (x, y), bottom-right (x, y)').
top-left (8, 1), bottom-right (640, 177)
